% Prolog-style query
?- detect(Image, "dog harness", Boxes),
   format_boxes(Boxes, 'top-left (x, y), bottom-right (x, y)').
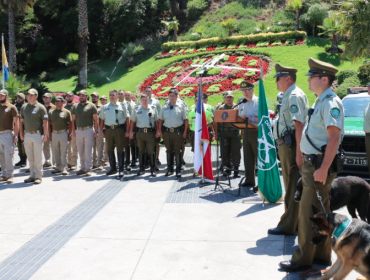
top-left (332, 217), bottom-right (352, 241)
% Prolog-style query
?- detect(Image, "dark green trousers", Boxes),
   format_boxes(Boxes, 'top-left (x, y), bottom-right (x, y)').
top-left (243, 129), bottom-right (258, 186)
top-left (163, 131), bottom-right (183, 155)
top-left (220, 129), bottom-right (241, 167)
top-left (105, 127), bottom-right (125, 154)
top-left (136, 131), bottom-right (155, 155)
top-left (17, 134), bottom-right (26, 156)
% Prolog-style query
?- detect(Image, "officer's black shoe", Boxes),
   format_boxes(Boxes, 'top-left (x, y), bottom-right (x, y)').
top-left (15, 158), bottom-right (22, 166)
top-left (165, 153), bottom-right (174, 176)
top-left (233, 167), bottom-right (240, 178)
top-left (268, 227), bottom-right (294, 236)
top-left (279, 261), bottom-right (311, 272)
top-left (125, 147), bottom-right (131, 171)
top-left (150, 155), bottom-right (157, 177)
top-left (106, 153), bottom-right (117, 175)
top-left (137, 154), bottom-right (145, 176)
top-left (313, 258), bottom-right (332, 266)
top-left (223, 166), bottom-right (231, 176)
top-left (156, 159), bottom-right (161, 165)
top-left (175, 154), bottom-right (182, 178)
top-left (118, 152), bottom-right (125, 178)
top-left (21, 156), bottom-right (27, 167)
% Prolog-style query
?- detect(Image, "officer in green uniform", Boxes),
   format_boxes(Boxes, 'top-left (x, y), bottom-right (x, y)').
top-left (100, 90), bottom-right (130, 178)
top-left (268, 64), bottom-right (309, 236)
top-left (279, 58), bottom-right (344, 272)
top-left (159, 88), bottom-right (188, 178)
top-left (48, 96), bottom-right (72, 175)
top-left (238, 81), bottom-right (259, 187)
top-left (91, 92), bottom-right (105, 170)
top-left (14, 93), bottom-right (26, 167)
top-left (100, 95), bottom-right (109, 165)
top-left (188, 96), bottom-right (214, 152)
top-left (215, 92), bottom-right (228, 110)
top-left (42, 93), bottom-right (56, 168)
top-left (215, 91), bottom-right (241, 177)
top-left (64, 91), bottom-right (78, 170)
top-left (129, 94), bottom-right (160, 177)
top-left (363, 82), bottom-right (370, 175)
top-left (118, 89), bottom-right (133, 171)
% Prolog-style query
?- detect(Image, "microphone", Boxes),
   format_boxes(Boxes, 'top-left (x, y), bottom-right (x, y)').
top-left (237, 98), bottom-right (248, 106)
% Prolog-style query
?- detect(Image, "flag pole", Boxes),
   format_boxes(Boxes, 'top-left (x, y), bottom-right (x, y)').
top-left (2, 33), bottom-right (4, 90)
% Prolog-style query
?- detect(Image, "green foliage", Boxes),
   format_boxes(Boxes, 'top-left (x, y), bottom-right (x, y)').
top-left (163, 31), bottom-right (307, 50)
top-left (337, 69), bottom-right (357, 85)
top-left (58, 53), bottom-right (79, 75)
top-left (272, 40), bottom-right (282, 46)
top-left (39, 71), bottom-right (53, 82)
top-left (285, 39), bottom-right (296, 45)
top-left (88, 64), bottom-right (102, 73)
top-left (121, 43), bottom-right (145, 67)
top-left (256, 41), bottom-right (270, 47)
top-left (187, 0), bottom-right (208, 21)
top-left (221, 18), bottom-right (237, 36)
top-left (358, 63), bottom-right (370, 86)
top-left (335, 76), bottom-right (361, 99)
top-left (299, 3), bottom-right (328, 36)
top-left (286, 0), bottom-right (302, 12)
top-left (190, 67), bottom-right (222, 77)
top-left (5, 74), bottom-right (31, 99)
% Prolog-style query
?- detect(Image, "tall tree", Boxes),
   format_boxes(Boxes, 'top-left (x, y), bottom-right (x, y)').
top-left (318, 13), bottom-right (343, 54)
top-left (286, 0), bottom-right (302, 31)
top-left (161, 17), bottom-right (179, 42)
top-left (0, 0), bottom-right (34, 74)
top-left (78, 0), bottom-right (88, 88)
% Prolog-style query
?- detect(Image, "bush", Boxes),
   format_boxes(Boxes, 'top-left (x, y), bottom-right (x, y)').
top-left (335, 76), bottom-right (361, 99)
top-left (187, 0), bottom-right (208, 21)
top-left (337, 70), bottom-right (358, 85)
top-left (299, 3), bottom-right (328, 36)
top-left (88, 64), bottom-right (102, 73)
top-left (162, 31), bottom-right (307, 50)
top-left (358, 63), bottom-right (370, 86)
top-left (39, 71), bottom-right (53, 82)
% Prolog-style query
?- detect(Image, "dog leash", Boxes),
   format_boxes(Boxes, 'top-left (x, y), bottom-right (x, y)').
top-left (300, 268), bottom-right (328, 279)
top-left (313, 182), bottom-right (327, 214)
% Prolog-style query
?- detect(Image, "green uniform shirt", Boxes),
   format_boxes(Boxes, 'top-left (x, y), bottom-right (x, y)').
top-left (188, 107), bottom-right (213, 131)
top-left (189, 103), bottom-right (214, 118)
top-left (130, 105), bottom-right (158, 128)
top-left (64, 103), bottom-right (74, 112)
top-left (159, 102), bottom-right (187, 128)
top-left (238, 95), bottom-right (259, 125)
top-left (20, 102), bottom-right (48, 131)
top-left (71, 102), bottom-right (98, 128)
top-left (121, 100), bottom-right (132, 115)
top-left (49, 108), bottom-right (72, 131)
top-left (95, 103), bottom-right (103, 115)
top-left (99, 102), bottom-right (128, 126)
top-left (0, 103), bottom-right (18, 131)
top-left (149, 97), bottom-right (161, 114)
top-left (273, 84), bottom-right (309, 140)
top-left (364, 102), bottom-right (370, 133)
top-left (300, 88), bottom-right (344, 155)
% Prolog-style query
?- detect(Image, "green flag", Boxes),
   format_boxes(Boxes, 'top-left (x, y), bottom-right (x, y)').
top-left (257, 78), bottom-right (282, 203)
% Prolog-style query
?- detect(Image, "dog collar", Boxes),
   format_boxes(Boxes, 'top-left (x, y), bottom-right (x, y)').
top-left (332, 217), bottom-right (352, 241)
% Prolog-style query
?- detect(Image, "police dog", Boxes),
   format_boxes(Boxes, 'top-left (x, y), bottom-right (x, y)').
top-left (294, 176), bottom-right (370, 223)
top-left (309, 205), bottom-right (370, 280)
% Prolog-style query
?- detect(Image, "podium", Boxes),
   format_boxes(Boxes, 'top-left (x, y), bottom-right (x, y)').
top-left (214, 109), bottom-right (258, 194)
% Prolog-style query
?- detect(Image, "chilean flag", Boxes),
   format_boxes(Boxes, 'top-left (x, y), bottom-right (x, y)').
top-left (193, 89), bottom-right (214, 180)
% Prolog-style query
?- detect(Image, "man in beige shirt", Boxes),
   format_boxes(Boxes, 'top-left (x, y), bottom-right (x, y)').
top-left (42, 93), bottom-right (56, 168)
top-left (64, 91), bottom-right (78, 170)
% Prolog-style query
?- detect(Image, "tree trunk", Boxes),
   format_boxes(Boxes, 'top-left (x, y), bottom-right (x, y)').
top-left (8, 9), bottom-right (16, 74)
top-left (331, 34), bottom-right (339, 54)
top-left (173, 27), bottom-right (177, 42)
top-left (295, 10), bottom-right (299, 30)
top-left (78, 0), bottom-right (89, 89)
top-left (228, 29), bottom-right (232, 36)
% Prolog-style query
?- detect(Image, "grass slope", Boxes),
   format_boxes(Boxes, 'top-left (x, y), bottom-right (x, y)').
top-left (45, 37), bottom-right (363, 108)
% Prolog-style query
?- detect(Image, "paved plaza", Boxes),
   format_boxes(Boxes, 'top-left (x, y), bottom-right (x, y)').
top-left (0, 147), bottom-right (362, 279)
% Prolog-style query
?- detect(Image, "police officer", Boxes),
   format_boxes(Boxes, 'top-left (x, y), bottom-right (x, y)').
top-left (64, 91), bottom-right (78, 170)
top-left (129, 94), bottom-right (160, 177)
top-left (20, 88), bottom-right (48, 184)
top-left (279, 58), bottom-right (344, 272)
top-left (215, 91), bottom-right (241, 177)
top-left (48, 96), bottom-right (72, 175)
top-left (159, 88), bottom-right (188, 177)
top-left (0, 89), bottom-right (19, 183)
top-left (125, 91), bottom-right (138, 167)
top-left (42, 92), bottom-right (56, 168)
top-left (100, 95), bottom-right (109, 165)
top-left (215, 92), bottom-right (228, 110)
top-left (202, 93), bottom-right (215, 116)
top-left (14, 93), bottom-right (26, 167)
top-left (268, 64), bottom-right (309, 236)
top-left (238, 81), bottom-right (259, 187)
top-left (118, 89), bottom-right (132, 171)
top-left (91, 92), bottom-right (104, 170)
top-left (100, 90), bottom-right (130, 178)
top-left (71, 90), bottom-right (99, 177)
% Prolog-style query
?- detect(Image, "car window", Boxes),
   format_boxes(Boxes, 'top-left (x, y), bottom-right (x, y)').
top-left (343, 97), bottom-right (370, 117)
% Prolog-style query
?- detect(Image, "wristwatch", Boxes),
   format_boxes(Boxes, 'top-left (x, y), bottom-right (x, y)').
top-left (14, 136), bottom-right (18, 139)
top-left (68, 134), bottom-right (73, 137)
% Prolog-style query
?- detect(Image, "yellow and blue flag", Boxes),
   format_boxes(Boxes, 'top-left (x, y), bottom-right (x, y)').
top-left (2, 41), bottom-right (9, 82)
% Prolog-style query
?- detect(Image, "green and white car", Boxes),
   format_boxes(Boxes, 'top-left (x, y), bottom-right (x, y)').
top-left (342, 90), bottom-right (370, 176)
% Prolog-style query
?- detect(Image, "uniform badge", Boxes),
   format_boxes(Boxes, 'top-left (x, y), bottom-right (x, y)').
top-left (32, 108), bottom-right (37, 114)
top-left (138, 111), bottom-right (142, 114)
top-left (60, 112), bottom-right (65, 118)
top-left (290, 105), bottom-right (299, 113)
top-left (331, 108), bottom-right (341, 119)
top-left (326, 94), bottom-right (333, 99)
top-left (5, 109), bottom-right (8, 112)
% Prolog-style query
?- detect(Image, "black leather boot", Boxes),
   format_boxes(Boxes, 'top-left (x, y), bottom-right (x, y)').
top-left (130, 145), bottom-right (136, 167)
top-left (21, 155), bottom-right (27, 167)
top-left (137, 154), bottom-right (145, 176)
top-left (165, 153), bottom-right (174, 176)
top-left (234, 167), bottom-right (240, 178)
top-left (150, 154), bottom-right (157, 177)
top-left (154, 146), bottom-right (159, 171)
top-left (106, 153), bottom-right (117, 175)
top-left (175, 154), bottom-right (182, 178)
top-left (145, 153), bottom-right (149, 169)
top-left (118, 152), bottom-right (125, 178)
top-left (125, 147), bottom-right (131, 171)
top-left (15, 157), bottom-right (22, 166)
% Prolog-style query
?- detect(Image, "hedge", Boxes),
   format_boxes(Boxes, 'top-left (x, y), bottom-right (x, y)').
top-left (162, 31), bottom-right (307, 51)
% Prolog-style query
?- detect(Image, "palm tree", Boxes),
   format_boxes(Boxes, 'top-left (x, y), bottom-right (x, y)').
top-left (255, 22), bottom-right (271, 33)
top-left (161, 17), bottom-right (180, 42)
top-left (221, 18), bottom-right (237, 37)
top-left (121, 43), bottom-right (144, 68)
top-left (58, 53), bottom-right (79, 75)
top-left (5, 73), bottom-right (30, 100)
top-left (285, 0), bottom-right (302, 30)
top-left (78, 0), bottom-right (89, 88)
top-left (0, 0), bottom-right (34, 74)
top-left (318, 13), bottom-right (343, 54)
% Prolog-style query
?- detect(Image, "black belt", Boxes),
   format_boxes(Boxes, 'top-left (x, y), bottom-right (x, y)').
top-left (303, 153), bottom-right (324, 165)
top-left (105, 124), bottom-right (125, 129)
top-left (165, 126), bottom-right (182, 133)
top-left (137, 128), bottom-right (154, 133)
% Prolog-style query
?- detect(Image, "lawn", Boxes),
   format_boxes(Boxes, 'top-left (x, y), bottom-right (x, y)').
top-left (45, 37), bottom-right (364, 109)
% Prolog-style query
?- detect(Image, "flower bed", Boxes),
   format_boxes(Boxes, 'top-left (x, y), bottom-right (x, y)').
top-left (137, 52), bottom-right (273, 99)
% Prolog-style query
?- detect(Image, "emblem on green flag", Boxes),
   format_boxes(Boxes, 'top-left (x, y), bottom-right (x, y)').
top-left (257, 78), bottom-right (283, 203)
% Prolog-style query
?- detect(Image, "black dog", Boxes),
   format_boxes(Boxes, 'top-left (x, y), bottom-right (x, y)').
top-left (294, 176), bottom-right (370, 223)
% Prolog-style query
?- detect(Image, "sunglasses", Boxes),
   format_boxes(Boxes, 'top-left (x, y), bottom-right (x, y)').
top-left (276, 75), bottom-right (288, 82)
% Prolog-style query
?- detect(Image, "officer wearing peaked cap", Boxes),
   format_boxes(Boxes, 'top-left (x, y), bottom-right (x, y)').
top-left (269, 63), bottom-right (309, 237)
top-left (280, 58), bottom-right (344, 272)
